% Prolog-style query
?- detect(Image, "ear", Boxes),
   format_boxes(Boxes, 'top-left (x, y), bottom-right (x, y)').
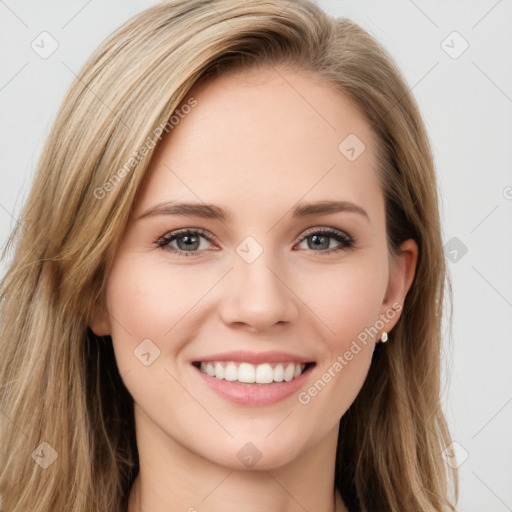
top-left (89, 301), bottom-right (112, 337)
top-left (380, 238), bottom-right (418, 331)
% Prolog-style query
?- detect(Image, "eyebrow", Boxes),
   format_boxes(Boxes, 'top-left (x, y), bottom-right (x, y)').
top-left (138, 200), bottom-right (369, 222)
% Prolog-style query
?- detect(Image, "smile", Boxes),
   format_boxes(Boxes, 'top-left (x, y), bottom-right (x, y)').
top-left (195, 361), bottom-right (312, 384)
top-left (190, 350), bottom-right (316, 406)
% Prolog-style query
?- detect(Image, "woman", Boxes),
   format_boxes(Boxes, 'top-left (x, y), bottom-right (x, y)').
top-left (0, 0), bottom-right (457, 510)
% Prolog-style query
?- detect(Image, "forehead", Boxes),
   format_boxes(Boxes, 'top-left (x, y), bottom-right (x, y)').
top-left (133, 66), bottom-right (383, 222)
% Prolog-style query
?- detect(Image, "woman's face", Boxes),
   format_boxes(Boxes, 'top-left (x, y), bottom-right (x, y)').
top-left (93, 66), bottom-right (416, 470)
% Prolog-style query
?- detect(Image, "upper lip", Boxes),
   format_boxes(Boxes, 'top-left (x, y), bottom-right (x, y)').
top-left (192, 350), bottom-right (315, 365)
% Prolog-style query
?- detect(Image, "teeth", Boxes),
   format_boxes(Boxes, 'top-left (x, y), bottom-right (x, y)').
top-left (238, 362), bottom-right (256, 383)
top-left (206, 363), bottom-right (215, 377)
top-left (198, 361), bottom-right (307, 384)
top-left (283, 363), bottom-right (295, 382)
top-left (214, 362), bottom-right (224, 379)
top-left (255, 363), bottom-right (274, 384)
top-left (225, 362), bottom-right (238, 381)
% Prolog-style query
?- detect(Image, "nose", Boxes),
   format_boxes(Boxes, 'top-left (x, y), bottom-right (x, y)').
top-left (218, 253), bottom-right (299, 332)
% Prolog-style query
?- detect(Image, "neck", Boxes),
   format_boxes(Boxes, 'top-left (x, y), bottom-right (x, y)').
top-left (127, 405), bottom-right (348, 512)
top-left (128, 477), bottom-right (345, 512)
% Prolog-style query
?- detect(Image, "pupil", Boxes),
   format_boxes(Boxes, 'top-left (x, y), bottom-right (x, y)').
top-left (310, 234), bottom-right (329, 250)
top-left (178, 235), bottom-right (199, 251)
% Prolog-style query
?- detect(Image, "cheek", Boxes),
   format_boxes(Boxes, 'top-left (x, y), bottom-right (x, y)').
top-left (291, 259), bottom-right (385, 412)
top-left (103, 255), bottom-right (212, 428)
top-left (293, 255), bottom-right (387, 348)
top-left (104, 252), bottom-right (231, 402)
top-left (105, 253), bottom-right (214, 345)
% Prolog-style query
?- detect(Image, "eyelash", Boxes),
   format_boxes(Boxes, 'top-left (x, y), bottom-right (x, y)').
top-left (155, 227), bottom-right (355, 258)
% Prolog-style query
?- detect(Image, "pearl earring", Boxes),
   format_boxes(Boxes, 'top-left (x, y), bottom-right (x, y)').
top-left (380, 332), bottom-right (388, 343)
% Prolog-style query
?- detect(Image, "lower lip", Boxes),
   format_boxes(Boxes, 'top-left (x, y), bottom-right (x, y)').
top-left (192, 364), bottom-right (315, 406)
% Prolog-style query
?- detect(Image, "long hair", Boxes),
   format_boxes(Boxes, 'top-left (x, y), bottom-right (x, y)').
top-left (0, 1), bottom-right (456, 510)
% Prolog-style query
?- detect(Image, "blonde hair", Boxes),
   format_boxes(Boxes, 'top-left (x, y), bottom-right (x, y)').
top-left (0, 1), bottom-right (456, 510)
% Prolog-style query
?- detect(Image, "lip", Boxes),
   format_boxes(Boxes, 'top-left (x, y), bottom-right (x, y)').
top-left (191, 352), bottom-right (316, 407)
top-left (191, 350), bottom-right (313, 365)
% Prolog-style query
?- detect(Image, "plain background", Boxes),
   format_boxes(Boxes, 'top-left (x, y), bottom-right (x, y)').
top-left (1, 1), bottom-right (511, 510)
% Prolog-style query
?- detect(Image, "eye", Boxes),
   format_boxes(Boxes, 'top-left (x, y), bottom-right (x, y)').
top-left (155, 227), bottom-right (355, 257)
top-left (295, 227), bottom-right (354, 254)
top-left (155, 228), bottom-right (216, 257)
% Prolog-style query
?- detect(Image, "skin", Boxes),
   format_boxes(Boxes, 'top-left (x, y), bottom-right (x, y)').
top-left (92, 65), bottom-right (417, 512)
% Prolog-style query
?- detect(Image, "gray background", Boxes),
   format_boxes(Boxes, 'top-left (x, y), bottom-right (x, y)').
top-left (1, 1), bottom-right (511, 510)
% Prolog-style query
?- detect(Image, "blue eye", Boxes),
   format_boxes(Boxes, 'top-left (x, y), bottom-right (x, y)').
top-left (156, 228), bottom-right (215, 257)
top-left (155, 227), bottom-right (354, 257)
top-left (295, 228), bottom-right (354, 254)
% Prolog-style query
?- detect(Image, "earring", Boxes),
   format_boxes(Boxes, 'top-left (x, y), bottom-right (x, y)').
top-left (89, 326), bottom-right (107, 337)
top-left (380, 332), bottom-right (388, 343)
